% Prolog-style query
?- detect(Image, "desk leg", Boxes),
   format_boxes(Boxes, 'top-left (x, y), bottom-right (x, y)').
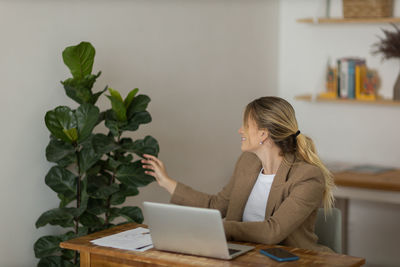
top-left (80, 251), bottom-right (90, 267)
top-left (335, 197), bottom-right (349, 254)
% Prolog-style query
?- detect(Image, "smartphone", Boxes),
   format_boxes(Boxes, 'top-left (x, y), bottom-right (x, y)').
top-left (259, 248), bottom-right (299, 262)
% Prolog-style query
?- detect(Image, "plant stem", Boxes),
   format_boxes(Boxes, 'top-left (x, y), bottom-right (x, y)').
top-left (104, 172), bottom-right (115, 225)
top-left (74, 146), bottom-right (82, 265)
top-left (104, 133), bottom-right (121, 226)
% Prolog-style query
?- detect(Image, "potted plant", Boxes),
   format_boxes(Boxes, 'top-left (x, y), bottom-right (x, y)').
top-left (372, 23), bottom-right (400, 100)
top-left (34, 42), bottom-right (159, 266)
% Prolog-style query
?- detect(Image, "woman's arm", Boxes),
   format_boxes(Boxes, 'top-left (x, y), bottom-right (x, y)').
top-left (223, 170), bottom-right (324, 244)
top-left (169, 175), bottom-right (235, 218)
top-left (142, 153), bottom-right (248, 218)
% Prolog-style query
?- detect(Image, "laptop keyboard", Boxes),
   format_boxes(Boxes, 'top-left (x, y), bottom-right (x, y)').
top-left (229, 248), bottom-right (240, 255)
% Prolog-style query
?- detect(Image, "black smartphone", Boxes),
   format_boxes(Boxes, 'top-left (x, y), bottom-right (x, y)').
top-left (259, 248), bottom-right (299, 262)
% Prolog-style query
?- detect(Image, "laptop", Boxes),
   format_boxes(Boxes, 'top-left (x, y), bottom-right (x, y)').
top-left (143, 201), bottom-right (254, 260)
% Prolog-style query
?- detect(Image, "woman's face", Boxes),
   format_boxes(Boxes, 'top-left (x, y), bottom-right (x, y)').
top-left (238, 116), bottom-right (265, 152)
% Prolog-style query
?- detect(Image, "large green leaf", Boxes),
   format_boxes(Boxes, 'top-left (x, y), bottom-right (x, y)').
top-left (88, 183), bottom-right (119, 200)
top-left (78, 141), bottom-right (101, 174)
top-left (106, 157), bottom-right (122, 171)
top-left (61, 231), bottom-right (76, 242)
top-left (45, 166), bottom-right (77, 206)
top-left (122, 111), bottom-right (151, 132)
top-left (120, 136), bottom-right (159, 157)
top-left (104, 110), bottom-right (127, 136)
top-left (35, 208), bottom-right (75, 228)
top-left (46, 138), bottom-right (76, 167)
top-left (86, 198), bottom-right (107, 215)
top-left (118, 153), bottom-right (134, 163)
top-left (104, 119), bottom-right (120, 137)
top-left (92, 134), bottom-right (119, 154)
top-left (63, 128), bottom-right (78, 142)
top-left (110, 184), bottom-right (139, 205)
top-left (61, 249), bottom-right (75, 260)
top-left (34, 235), bottom-right (63, 258)
top-left (107, 95), bottom-right (127, 121)
top-left (87, 173), bottom-right (109, 188)
top-left (38, 256), bottom-right (75, 267)
top-left (116, 161), bottom-right (155, 187)
top-left (45, 106), bottom-right (77, 143)
top-left (124, 88), bottom-right (139, 109)
top-left (86, 162), bottom-right (103, 177)
top-left (114, 206), bottom-right (143, 224)
top-left (103, 153), bottom-right (133, 172)
top-left (75, 103), bottom-right (100, 143)
top-left (108, 87), bottom-right (124, 103)
top-left (126, 94), bottom-right (151, 119)
top-left (62, 77), bottom-right (92, 104)
top-left (61, 72), bottom-right (102, 105)
top-left (121, 206), bottom-right (143, 223)
top-left (62, 42), bottom-right (95, 80)
top-left (78, 226), bottom-right (89, 237)
top-left (80, 211), bottom-right (104, 227)
top-left (108, 208), bottom-right (121, 223)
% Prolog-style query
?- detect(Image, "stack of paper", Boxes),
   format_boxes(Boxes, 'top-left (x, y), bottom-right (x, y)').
top-left (91, 227), bottom-right (153, 252)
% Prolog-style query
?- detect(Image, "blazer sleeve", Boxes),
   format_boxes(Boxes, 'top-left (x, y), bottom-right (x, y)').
top-left (223, 168), bottom-right (325, 244)
top-left (170, 153), bottom-right (248, 218)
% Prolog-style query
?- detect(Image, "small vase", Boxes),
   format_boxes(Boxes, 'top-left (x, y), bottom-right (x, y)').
top-left (394, 69), bottom-right (400, 101)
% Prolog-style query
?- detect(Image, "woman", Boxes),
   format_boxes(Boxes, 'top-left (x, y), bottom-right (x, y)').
top-left (141, 96), bottom-right (335, 252)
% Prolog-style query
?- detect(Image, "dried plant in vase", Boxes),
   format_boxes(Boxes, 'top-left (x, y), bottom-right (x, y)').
top-left (372, 23), bottom-right (400, 100)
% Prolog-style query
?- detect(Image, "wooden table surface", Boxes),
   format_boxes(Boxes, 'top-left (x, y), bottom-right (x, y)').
top-left (60, 223), bottom-right (365, 267)
top-left (334, 169), bottom-right (400, 191)
top-left (332, 169), bottom-right (400, 254)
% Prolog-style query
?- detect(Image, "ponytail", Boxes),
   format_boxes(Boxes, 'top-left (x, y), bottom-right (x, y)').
top-left (296, 134), bottom-right (335, 216)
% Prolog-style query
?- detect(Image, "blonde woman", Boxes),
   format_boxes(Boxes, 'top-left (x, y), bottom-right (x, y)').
top-left (141, 96), bottom-right (335, 252)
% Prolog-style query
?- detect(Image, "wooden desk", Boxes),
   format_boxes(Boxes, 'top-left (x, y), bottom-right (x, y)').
top-left (60, 223), bottom-right (365, 267)
top-left (333, 169), bottom-right (400, 254)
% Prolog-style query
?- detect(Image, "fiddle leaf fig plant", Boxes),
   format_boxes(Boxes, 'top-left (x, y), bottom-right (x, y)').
top-left (34, 42), bottom-right (159, 266)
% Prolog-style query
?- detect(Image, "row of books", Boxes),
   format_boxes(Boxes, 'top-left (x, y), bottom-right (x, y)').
top-left (323, 57), bottom-right (379, 100)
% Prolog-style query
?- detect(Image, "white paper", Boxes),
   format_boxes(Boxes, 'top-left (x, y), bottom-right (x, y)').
top-left (91, 227), bottom-right (153, 252)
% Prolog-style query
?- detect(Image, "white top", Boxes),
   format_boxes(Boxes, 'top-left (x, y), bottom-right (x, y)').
top-left (242, 169), bottom-right (275, 222)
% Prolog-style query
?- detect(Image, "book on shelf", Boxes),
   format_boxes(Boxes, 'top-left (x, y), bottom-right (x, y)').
top-left (339, 57), bottom-right (366, 99)
top-left (339, 59), bottom-right (349, 98)
top-left (355, 64), bottom-right (376, 100)
top-left (320, 57), bottom-right (378, 101)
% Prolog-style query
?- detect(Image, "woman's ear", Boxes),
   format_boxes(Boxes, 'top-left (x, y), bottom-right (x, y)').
top-left (260, 130), bottom-right (269, 137)
top-left (260, 130), bottom-right (269, 142)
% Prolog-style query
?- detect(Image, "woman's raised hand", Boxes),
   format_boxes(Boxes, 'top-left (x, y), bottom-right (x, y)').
top-left (141, 154), bottom-right (177, 195)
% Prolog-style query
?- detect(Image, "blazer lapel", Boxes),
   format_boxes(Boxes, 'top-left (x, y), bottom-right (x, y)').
top-left (264, 153), bottom-right (295, 218)
top-left (229, 154), bottom-right (262, 221)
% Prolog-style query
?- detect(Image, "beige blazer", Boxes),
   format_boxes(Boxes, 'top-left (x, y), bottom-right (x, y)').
top-left (170, 152), bottom-right (333, 253)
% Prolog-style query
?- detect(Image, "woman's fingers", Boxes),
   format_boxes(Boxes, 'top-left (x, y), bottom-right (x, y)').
top-left (142, 164), bottom-right (154, 170)
top-left (141, 157), bottom-right (155, 168)
top-left (141, 154), bottom-right (176, 195)
top-left (143, 154), bottom-right (163, 166)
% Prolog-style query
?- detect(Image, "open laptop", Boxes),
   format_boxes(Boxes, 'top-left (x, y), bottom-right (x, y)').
top-left (143, 201), bottom-right (254, 260)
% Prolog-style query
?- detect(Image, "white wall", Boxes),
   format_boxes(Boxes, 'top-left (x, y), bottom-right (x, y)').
top-left (0, 0), bottom-right (279, 266)
top-left (279, 1), bottom-right (400, 266)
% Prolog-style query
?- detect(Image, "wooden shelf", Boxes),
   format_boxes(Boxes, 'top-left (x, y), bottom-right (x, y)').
top-left (297, 17), bottom-right (400, 24)
top-left (295, 94), bottom-right (400, 106)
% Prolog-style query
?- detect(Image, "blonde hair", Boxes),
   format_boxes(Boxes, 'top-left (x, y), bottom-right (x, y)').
top-left (244, 96), bottom-right (335, 214)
